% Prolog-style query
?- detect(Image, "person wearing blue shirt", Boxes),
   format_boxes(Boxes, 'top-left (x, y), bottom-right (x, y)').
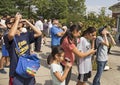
top-left (51, 19), bottom-right (66, 50)
top-left (4, 13), bottom-right (42, 85)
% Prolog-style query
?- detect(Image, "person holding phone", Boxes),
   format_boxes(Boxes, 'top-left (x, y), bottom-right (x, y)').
top-left (50, 46), bottom-right (72, 85)
top-left (77, 27), bottom-right (96, 85)
top-left (60, 24), bottom-right (96, 85)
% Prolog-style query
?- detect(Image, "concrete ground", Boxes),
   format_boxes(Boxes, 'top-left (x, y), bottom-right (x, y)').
top-left (0, 38), bottom-right (120, 85)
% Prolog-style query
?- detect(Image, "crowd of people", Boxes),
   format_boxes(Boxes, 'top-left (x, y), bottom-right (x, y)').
top-left (0, 13), bottom-right (116, 85)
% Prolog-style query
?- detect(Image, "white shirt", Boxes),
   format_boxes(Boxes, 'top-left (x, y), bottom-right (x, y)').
top-left (0, 19), bottom-right (6, 28)
top-left (50, 63), bottom-right (65, 85)
top-left (77, 37), bottom-right (92, 74)
top-left (35, 20), bottom-right (43, 31)
top-left (21, 27), bottom-right (27, 33)
top-left (48, 21), bottom-right (52, 29)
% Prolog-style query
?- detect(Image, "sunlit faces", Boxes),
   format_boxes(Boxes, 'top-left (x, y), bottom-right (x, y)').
top-left (55, 52), bottom-right (65, 62)
top-left (72, 30), bottom-right (81, 38)
top-left (6, 18), bottom-right (15, 29)
top-left (89, 31), bottom-right (96, 40)
top-left (18, 21), bottom-right (24, 28)
top-left (101, 28), bottom-right (108, 35)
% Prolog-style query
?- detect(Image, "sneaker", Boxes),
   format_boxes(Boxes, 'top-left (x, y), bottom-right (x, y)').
top-left (0, 69), bottom-right (7, 74)
top-left (104, 66), bottom-right (110, 71)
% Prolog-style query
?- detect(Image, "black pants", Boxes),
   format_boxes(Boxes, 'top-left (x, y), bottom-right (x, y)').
top-left (35, 36), bottom-right (42, 52)
top-left (61, 64), bottom-right (72, 85)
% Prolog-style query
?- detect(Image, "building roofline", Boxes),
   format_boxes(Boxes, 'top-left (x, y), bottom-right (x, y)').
top-left (109, 2), bottom-right (120, 10)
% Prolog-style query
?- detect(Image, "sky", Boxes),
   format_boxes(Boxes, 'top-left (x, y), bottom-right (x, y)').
top-left (85, 0), bottom-right (119, 15)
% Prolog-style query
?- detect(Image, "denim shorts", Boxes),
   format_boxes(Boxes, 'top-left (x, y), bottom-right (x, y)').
top-left (2, 45), bottom-right (9, 57)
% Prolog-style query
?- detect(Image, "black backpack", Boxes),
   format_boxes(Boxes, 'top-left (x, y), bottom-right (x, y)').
top-left (94, 38), bottom-right (101, 56)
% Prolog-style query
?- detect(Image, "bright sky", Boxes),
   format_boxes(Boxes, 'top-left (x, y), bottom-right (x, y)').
top-left (85, 0), bottom-right (119, 15)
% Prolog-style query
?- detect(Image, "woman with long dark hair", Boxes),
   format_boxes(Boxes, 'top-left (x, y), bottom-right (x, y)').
top-left (60, 24), bottom-right (96, 85)
top-left (77, 27), bottom-right (96, 85)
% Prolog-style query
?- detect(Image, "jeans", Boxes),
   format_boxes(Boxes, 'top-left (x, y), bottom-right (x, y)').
top-left (93, 61), bottom-right (107, 85)
top-left (9, 75), bottom-right (35, 85)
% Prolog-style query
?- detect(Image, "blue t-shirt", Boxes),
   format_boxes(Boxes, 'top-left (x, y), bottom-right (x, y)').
top-left (4, 32), bottom-right (35, 77)
top-left (51, 25), bottom-right (63, 46)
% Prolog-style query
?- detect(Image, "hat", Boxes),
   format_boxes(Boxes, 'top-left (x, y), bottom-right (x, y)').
top-left (98, 26), bottom-right (106, 35)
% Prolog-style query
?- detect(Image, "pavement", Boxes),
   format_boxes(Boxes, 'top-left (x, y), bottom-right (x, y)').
top-left (0, 38), bottom-right (120, 85)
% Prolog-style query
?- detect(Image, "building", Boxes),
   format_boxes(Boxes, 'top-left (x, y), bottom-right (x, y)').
top-left (109, 2), bottom-right (120, 41)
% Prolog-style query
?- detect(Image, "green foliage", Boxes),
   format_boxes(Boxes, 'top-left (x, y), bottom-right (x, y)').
top-left (67, 0), bottom-right (86, 24)
top-left (0, 0), bottom-right (17, 15)
top-left (34, 0), bottom-right (68, 19)
top-left (0, 0), bottom-right (116, 29)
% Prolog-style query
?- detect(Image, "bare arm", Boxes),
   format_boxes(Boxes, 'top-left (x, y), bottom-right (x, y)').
top-left (72, 47), bottom-right (96, 58)
top-left (21, 19), bottom-right (42, 38)
top-left (8, 14), bottom-right (21, 41)
top-left (54, 63), bottom-right (71, 82)
top-left (108, 33), bottom-right (116, 45)
top-left (91, 39), bottom-right (95, 49)
top-left (57, 31), bottom-right (66, 37)
top-left (101, 34), bottom-right (109, 47)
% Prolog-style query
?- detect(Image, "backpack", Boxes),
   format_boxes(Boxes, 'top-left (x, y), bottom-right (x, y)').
top-left (92, 38), bottom-right (101, 70)
top-left (94, 38), bottom-right (101, 56)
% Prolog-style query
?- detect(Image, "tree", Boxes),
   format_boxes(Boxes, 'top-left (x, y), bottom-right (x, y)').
top-left (34, 0), bottom-right (68, 19)
top-left (67, 0), bottom-right (86, 23)
top-left (0, 0), bottom-right (17, 15)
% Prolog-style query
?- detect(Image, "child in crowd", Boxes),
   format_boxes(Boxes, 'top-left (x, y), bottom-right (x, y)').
top-left (77, 27), bottom-right (96, 85)
top-left (4, 13), bottom-right (41, 85)
top-left (93, 26), bottom-right (116, 85)
top-left (50, 46), bottom-right (72, 85)
top-left (60, 24), bottom-right (96, 85)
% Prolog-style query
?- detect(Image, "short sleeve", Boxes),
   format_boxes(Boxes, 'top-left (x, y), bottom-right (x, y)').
top-left (51, 64), bottom-right (59, 73)
top-left (62, 37), bottom-right (76, 51)
top-left (3, 34), bottom-right (13, 49)
top-left (77, 37), bottom-right (85, 52)
top-left (68, 42), bottom-right (76, 50)
top-left (97, 36), bottom-right (104, 45)
top-left (51, 27), bottom-right (62, 36)
top-left (53, 28), bottom-right (59, 35)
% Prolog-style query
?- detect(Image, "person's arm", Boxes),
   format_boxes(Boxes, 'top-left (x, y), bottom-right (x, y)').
top-left (8, 13), bottom-right (21, 41)
top-left (108, 33), bottom-right (116, 45)
top-left (101, 34), bottom-right (109, 47)
top-left (53, 63), bottom-right (71, 82)
top-left (91, 39), bottom-right (96, 49)
top-left (72, 47), bottom-right (96, 58)
top-left (57, 28), bottom-right (66, 37)
top-left (57, 31), bottom-right (66, 37)
top-left (76, 37), bottom-right (96, 58)
top-left (21, 19), bottom-right (42, 38)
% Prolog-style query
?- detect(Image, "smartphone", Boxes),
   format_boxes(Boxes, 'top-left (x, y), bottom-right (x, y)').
top-left (65, 58), bottom-right (71, 62)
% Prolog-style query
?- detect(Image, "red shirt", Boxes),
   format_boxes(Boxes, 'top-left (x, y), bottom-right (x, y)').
top-left (61, 37), bottom-right (76, 65)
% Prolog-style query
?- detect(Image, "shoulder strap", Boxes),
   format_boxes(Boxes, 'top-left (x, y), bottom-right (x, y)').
top-left (95, 38), bottom-right (101, 49)
top-left (14, 37), bottom-right (20, 53)
top-left (96, 38), bottom-right (101, 56)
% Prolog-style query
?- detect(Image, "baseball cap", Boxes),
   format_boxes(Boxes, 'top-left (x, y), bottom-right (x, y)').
top-left (98, 26), bottom-right (107, 35)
